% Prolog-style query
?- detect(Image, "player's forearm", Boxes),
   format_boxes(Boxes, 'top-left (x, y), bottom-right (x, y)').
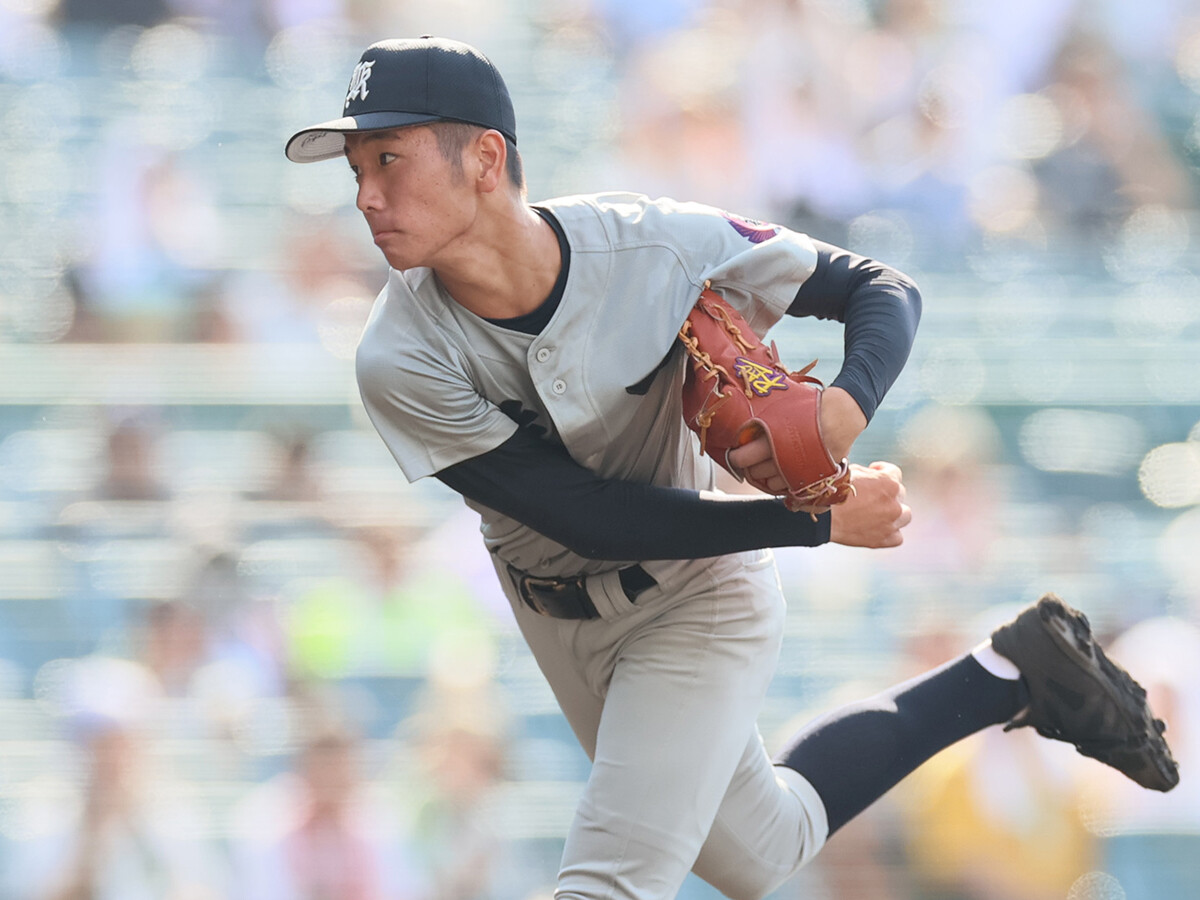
top-left (436, 429), bottom-right (830, 560)
top-left (557, 486), bottom-right (830, 560)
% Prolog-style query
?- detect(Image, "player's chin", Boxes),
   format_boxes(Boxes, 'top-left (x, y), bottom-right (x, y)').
top-left (379, 245), bottom-right (421, 270)
top-left (373, 233), bottom-right (414, 267)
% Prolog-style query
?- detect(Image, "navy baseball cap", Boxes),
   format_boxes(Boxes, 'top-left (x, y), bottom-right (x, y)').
top-left (285, 36), bottom-right (517, 163)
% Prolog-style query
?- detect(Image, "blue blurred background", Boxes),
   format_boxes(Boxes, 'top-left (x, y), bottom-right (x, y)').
top-left (1, 1), bottom-right (1199, 899)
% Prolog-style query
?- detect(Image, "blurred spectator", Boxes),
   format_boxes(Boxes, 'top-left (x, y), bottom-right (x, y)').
top-left (136, 598), bottom-right (209, 697)
top-left (860, 0), bottom-right (979, 257)
top-left (73, 147), bottom-right (223, 342)
top-left (864, 88), bottom-right (975, 258)
top-left (287, 524), bottom-right (497, 681)
top-left (95, 415), bottom-right (171, 502)
top-left (60, 267), bottom-right (110, 343)
top-left (215, 217), bottom-right (380, 345)
top-left (179, 547), bottom-right (288, 705)
top-left (606, 14), bottom-right (755, 212)
top-left (897, 729), bottom-right (1094, 900)
top-left (1077, 616), bottom-right (1200, 900)
top-left (401, 681), bottom-right (514, 900)
top-left (1, 656), bottom-right (227, 900)
top-left (92, 551), bottom-right (292, 764)
top-left (171, 0), bottom-right (274, 54)
top-left (589, 0), bottom-right (707, 52)
top-left (186, 277), bottom-right (243, 343)
top-left (884, 405), bottom-right (1006, 585)
top-left (231, 716), bottom-right (422, 900)
top-left (1033, 29), bottom-right (1195, 262)
top-left (181, 546), bottom-right (252, 625)
top-left (737, 0), bottom-right (874, 232)
top-left (55, 0), bottom-right (172, 30)
top-left (246, 428), bottom-right (327, 504)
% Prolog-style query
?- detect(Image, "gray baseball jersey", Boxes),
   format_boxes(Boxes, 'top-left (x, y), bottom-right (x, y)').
top-left (356, 192), bottom-right (817, 576)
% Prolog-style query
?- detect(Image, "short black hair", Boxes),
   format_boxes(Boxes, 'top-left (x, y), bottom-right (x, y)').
top-left (429, 120), bottom-right (525, 195)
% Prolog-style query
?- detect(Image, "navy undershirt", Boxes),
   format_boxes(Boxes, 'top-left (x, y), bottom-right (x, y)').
top-left (436, 213), bottom-right (921, 561)
top-left (483, 207), bottom-right (569, 334)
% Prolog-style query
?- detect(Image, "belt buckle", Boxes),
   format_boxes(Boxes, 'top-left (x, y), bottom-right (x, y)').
top-left (526, 574), bottom-right (580, 595)
top-left (510, 567), bottom-right (595, 619)
top-left (524, 574), bottom-right (585, 618)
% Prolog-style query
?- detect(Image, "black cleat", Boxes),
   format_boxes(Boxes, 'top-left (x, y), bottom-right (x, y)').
top-left (990, 593), bottom-right (1179, 792)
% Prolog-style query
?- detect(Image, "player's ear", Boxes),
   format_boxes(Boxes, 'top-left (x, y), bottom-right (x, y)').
top-left (474, 129), bottom-right (507, 194)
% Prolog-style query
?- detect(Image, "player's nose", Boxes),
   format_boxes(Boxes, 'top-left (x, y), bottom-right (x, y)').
top-left (355, 176), bottom-right (384, 213)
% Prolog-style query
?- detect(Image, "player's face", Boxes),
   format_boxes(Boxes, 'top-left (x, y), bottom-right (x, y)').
top-left (345, 126), bottom-right (475, 271)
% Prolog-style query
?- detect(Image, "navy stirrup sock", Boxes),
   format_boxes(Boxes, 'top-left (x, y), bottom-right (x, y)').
top-left (774, 654), bottom-right (1025, 836)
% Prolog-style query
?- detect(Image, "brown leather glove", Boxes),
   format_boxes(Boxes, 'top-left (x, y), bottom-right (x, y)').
top-left (679, 285), bottom-right (853, 512)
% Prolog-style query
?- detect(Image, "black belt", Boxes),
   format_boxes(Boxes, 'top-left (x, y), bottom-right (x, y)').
top-left (507, 564), bottom-right (657, 620)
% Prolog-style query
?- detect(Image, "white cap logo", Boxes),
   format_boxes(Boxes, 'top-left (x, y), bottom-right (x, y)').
top-left (345, 60), bottom-right (376, 109)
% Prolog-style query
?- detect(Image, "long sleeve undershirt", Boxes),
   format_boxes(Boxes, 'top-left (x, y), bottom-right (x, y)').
top-left (789, 240), bottom-right (922, 422)
top-left (437, 425), bottom-right (830, 561)
top-left (435, 236), bottom-right (921, 562)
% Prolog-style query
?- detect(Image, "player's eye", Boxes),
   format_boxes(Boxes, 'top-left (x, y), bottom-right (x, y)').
top-left (378, 152), bottom-right (396, 166)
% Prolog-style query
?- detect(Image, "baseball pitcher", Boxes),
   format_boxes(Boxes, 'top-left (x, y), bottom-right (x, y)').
top-left (285, 36), bottom-right (1178, 900)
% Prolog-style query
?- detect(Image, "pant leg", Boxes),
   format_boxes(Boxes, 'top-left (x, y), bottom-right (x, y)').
top-left (502, 550), bottom-right (802, 900)
top-left (690, 734), bottom-right (828, 900)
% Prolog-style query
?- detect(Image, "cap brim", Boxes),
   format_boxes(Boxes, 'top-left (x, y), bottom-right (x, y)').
top-left (285, 111), bottom-right (444, 162)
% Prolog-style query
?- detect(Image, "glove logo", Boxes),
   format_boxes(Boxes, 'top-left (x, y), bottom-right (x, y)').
top-left (345, 59), bottom-right (376, 109)
top-left (722, 212), bottom-right (779, 244)
top-left (734, 357), bottom-right (788, 396)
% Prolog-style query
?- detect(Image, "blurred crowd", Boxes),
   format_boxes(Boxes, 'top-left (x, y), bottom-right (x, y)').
top-left (2, 0), bottom-right (1200, 343)
top-left (2, 1), bottom-right (1200, 899)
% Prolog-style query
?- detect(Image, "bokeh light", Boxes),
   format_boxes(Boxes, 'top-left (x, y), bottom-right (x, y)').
top-left (1158, 506), bottom-right (1200, 595)
top-left (1175, 25), bottom-right (1200, 93)
top-left (130, 23), bottom-right (211, 82)
top-left (1105, 204), bottom-right (1191, 281)
top-left (1020, 409), bottom-right (1147, 476)
top-left (1139, 442), bottom-right (1200, 507)
top-left (968, 165), bottom-right (1040, 234)
top-left (265, 23), bottom-right (359, 90)
top-left (998, 92), bottom-right (1064, 161)
top-left (0, 19), bottom-right (66, 81)
top-left (919, 343), bottom-right (986, 405)
top-left (1112, 269), bottom-right (1200, 340)
top-left (1067, 871), bottom-right (1126, 900)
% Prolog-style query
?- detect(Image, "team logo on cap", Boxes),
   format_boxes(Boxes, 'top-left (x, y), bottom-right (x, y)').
top-left (723, 212), bottom-right (779, 244)
top-left (345, 59), bottom-right (376, 109)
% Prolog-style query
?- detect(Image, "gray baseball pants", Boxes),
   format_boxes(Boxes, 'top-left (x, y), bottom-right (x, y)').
top-left (496, 549), bottom-right (828, 900)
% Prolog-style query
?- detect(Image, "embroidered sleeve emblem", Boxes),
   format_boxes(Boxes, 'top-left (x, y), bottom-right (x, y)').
top-left (722, 212), bottom-right (780, 244)
top-left (734, 356), bottom-right (788, 396)
top-left (345, 60), bottom-right (376, 109)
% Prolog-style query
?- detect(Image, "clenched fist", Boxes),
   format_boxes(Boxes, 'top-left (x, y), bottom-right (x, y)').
top-left (829, 461), bottom-right (910, 548)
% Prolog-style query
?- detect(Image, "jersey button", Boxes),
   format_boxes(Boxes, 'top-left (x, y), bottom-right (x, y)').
top-left (535, 347), bottom-right (552, 362)
top-left (552, 379), bottom-right (567, 394)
